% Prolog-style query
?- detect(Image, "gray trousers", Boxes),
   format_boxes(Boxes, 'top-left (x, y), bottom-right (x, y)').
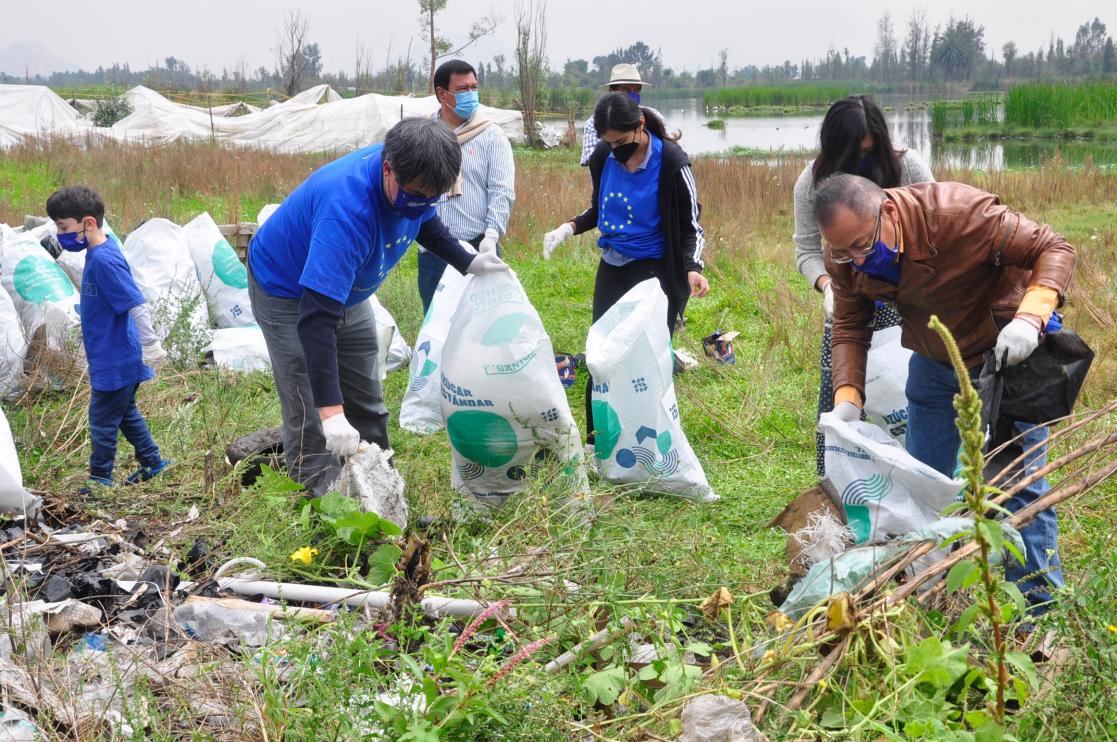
top-left (248, 265), bottom-right (389, 496)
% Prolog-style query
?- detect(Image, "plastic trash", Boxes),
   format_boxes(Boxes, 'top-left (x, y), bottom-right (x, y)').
top-left (0, 707), bottom-right (40, 741)
top-left (702, 330), bottom-right (739, 365)
top-left (328, 442), bottom-right (408, 529)
top-left (173, 600), bottom-right (285, 647)
top-left (585, 279), bottom-right (715, 501)
top-left (678, 694), bottom-right (761, 742)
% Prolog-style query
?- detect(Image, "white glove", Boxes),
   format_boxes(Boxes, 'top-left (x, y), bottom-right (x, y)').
top-left (543, 223), bottom-right (574, 260)
top-left (142, 341), bottom-right (167, 368)
top-left (466, 251), bottom-right (509, 275)
top-left (321, 413), bottom-right (360, 457)
top-left (833, 401), bottom-right (861, 422)
top-left (479, 228), bottom-right (500, 254)
top-left (995, 318), bottom-right (1041, 371)
top-left (822, 281), bottom-right (835, 319)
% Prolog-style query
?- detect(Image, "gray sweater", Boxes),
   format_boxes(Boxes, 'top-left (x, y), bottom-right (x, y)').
top-left (793, 148), bottom-right (934, 290)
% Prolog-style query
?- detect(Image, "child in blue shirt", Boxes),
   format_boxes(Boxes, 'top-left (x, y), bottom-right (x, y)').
top-left (46, 186), bottom-right (171, 491)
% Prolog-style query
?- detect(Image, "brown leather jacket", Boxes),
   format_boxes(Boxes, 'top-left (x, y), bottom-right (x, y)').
top-left (830, 182), bottom-right (1076, 400)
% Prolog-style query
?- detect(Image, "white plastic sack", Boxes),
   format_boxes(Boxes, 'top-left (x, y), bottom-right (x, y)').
top-left (0, 285), bottom-right (28, 397)
top-left (368, 295), bottom-right (411, 373)
top-left (0, 406), bottom-right (39, 517)
top-left (183, 212), bottom-right (255, 328)
top-left (864, 325), bottom-right (913, 445)
top-left (820, 411), bottom-right (963, 543)
top-left (399, 255), bottom-right (474, 434)
top-left (440, 270), bottom-right (586, 508)
top-left (0, 224), bottom-right (82, 362)
top-left (205, 327), bottom-right (271, 373)
top-left (256, 203), bottom-right (280, 226)
top-left (121, 218), bottom-right (209, 344)
top-left (585, 279), bottom-right (716, 501)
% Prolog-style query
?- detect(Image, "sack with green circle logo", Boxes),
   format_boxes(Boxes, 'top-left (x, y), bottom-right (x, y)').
top-left (585, 279), bottom-right (716, 502)
top-left (183, 212), bottom-right (255, 328)
top-left (0, 225), bottom-right (82, 371)
top-left (440, 271), bottom-right (587, 509)
top-left (819, 412), bottom-right (962, 543)
top-left (399, 256), bottom-right (474, 435)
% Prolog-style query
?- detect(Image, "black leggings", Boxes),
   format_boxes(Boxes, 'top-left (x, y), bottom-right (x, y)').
top-left (585, 258), bottom-right (678, 444)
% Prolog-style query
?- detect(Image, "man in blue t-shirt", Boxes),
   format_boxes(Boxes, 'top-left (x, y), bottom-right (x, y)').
top-left (47, 186), bottom-right (171, 492)
top-left (248, 117), bottom-right (509, 495)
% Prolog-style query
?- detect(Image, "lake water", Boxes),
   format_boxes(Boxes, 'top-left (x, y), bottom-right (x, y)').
top-left (641, 97), bottom-right (1117, 171)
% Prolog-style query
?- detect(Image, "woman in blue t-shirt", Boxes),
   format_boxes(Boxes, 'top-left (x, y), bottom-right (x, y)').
top-left (543, 92), bottom-right (710, 446)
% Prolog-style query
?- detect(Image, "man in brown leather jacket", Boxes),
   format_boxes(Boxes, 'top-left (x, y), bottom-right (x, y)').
top-left (815, 174), bottom-right (1076, 612)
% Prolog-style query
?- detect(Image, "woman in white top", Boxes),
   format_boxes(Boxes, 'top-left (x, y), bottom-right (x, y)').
top-left (792, 94), bottom-right (934, 477)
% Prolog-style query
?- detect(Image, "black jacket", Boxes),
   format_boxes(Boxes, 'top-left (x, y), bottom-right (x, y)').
top-left (571, 136), bottom-right (705, 322)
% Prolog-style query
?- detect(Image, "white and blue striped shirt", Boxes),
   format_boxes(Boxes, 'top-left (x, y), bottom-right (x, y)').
top-left (431, 113), bottom-right (516, 243)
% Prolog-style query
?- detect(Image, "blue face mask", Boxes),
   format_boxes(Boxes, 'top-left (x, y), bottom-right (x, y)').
top-left (853, 240), bottom-right (901, 284)
top-left (57, 228), bottom-right (88, 252)
top-left (452, 90), bottom-right (480, 120)
top-left (391, 184), bottom-right (440, 219)
top-left (626, 91), bottom-right (641, 105)
top-left (858, 153), bottom-right (874, 176)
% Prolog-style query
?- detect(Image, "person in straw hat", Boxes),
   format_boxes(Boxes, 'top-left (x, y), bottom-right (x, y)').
top-left (580, 63), bottom-right (680, 166)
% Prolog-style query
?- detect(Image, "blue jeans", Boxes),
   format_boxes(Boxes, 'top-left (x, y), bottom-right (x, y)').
top-left (88, 383), bottom-right (161, 481)
top-left (905, 351), bottom-right (1062, 611)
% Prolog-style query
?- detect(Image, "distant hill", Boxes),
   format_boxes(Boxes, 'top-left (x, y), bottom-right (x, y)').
top-left (0, 42), bottom-right (80, 78)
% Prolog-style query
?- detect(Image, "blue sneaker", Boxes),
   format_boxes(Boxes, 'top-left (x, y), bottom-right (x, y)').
top-left (79, 475), bottom-right (114, 496)
top-left (126, 458), bottom-right (171, 484)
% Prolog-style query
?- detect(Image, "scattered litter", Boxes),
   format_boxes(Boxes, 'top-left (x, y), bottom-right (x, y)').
top-left (790, 510), bottom-right (855, 568)
top-left (0, 707), bottom-right (40, 741)
top-left (702, 329), bottom-right (740, 365)
top-left (328, 442), bottom-right (408, 529)
top-left (678, 693), bottom-right (763, 742)
top-left (173, 599), bottom-right (289, 647)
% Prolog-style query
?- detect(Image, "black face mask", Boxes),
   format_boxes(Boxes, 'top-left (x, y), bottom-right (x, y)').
top-left (611, 131), bottom-right (641, 163)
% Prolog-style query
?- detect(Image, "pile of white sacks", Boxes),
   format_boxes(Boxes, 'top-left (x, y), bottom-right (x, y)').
top-left (0, 206), bottom-right (412, 397)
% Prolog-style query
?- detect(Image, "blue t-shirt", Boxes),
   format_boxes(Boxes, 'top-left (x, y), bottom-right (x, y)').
top-left (80, 236), bottom-right (153, 392)
top-left (597, 133), bottom-right (666, 261)
top-left (249, 144), bottom-right (435, 306)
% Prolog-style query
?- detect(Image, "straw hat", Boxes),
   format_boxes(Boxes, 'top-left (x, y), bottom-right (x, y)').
top-left (600, 63), bottom-right (651, 89)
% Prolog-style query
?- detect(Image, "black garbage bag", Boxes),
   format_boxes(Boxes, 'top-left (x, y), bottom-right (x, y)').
top-left (978, 329), bottom-right (1095, 429)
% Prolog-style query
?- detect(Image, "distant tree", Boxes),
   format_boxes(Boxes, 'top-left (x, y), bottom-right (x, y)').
top-left (418, 0), bottom-right (499, 92)
top-left (872, 12), bottom-right (899, 82)
top-left (591, 41), bottom-right (663, 85)
top-left (165, 56), bottom-right (179, 72)
top-left (930, 16), bottom-right (986, 80)
top-left (516, 1), bottom-right (547, 146)
top-left (1104, 38), bottom-right (1117, 73)
top-left (1002, 41), bottom-right (1017, 76)
top-left (717, 49), bottom-right (729, 85)
top-left (275, 10), bottom-right (311, 96)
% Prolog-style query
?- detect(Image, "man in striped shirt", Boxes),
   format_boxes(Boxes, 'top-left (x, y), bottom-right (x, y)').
top-left (418, 59), bottom-right (516, 312)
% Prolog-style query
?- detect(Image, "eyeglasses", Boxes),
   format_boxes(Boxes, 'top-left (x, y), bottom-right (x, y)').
top-left (827, 200), bottom-right (884, 264)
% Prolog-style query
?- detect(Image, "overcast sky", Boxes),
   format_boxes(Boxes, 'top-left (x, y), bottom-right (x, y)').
top-left (4, 0), bottom-right (1106, 77)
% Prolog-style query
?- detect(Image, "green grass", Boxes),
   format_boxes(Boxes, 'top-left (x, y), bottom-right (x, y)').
top-left (1006, 81), bottom-right (1117, 129)
top-left (705, 84), bottom-right (852, 110)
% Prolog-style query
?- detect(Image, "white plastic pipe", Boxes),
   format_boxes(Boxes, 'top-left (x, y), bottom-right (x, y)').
top-left (217, 576), bottom-right (510, 619)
